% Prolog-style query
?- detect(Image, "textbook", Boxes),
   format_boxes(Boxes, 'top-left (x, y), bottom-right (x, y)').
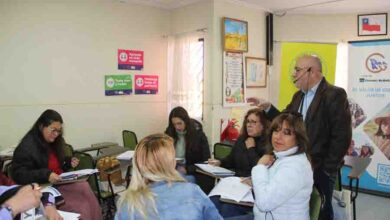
top-left (195, 163), bottom-right (235, 177)
top-left (208, 176), bottom-right (254, 203)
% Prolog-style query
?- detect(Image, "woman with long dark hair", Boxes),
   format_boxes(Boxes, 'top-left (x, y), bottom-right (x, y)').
top-left (12, 109), bottom-right (102, 220)
top-left (165, 106), bottom-right (210, 182)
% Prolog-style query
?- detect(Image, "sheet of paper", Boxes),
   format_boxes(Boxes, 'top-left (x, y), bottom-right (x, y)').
top-left (209, 176), bottom-right (253, 202)
top-left (195, 164), bottom-right (235, 175)
top-left (116, 150), bottom-right (134, 160)
top-left (59, 169), bottom-right (99, 177)
top-left (58, 210), bottom-right (80, 219)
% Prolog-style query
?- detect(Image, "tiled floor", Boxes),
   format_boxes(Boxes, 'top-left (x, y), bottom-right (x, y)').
top-left (356, 192), bottom-right (389, 220)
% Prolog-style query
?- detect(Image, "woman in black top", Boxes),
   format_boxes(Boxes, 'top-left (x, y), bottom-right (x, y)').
top-left (165, 106), bottom-right (211, 182)
top-left (209, 108), bottom-right (270, 218)
top-left (209, 108), bottom-right (269, 177)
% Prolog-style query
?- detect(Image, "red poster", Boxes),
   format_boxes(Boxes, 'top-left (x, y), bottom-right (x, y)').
top-left (118, 49), bottom-right (144, 70)
top-left (135, 75), bottom-right (158, 94)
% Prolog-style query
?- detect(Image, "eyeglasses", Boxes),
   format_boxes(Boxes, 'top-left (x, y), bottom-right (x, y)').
top-left (48, 127), bottom-right (62, 135)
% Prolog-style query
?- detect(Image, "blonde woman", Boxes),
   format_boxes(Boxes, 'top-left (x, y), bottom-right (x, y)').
top-left (115, 134), bottom-right (222, 220)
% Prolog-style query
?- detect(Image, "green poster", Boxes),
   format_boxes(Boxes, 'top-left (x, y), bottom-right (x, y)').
top-left (105, 75), bottom-right (132, 96)
top-left (278, 42), bottom-right (337, 110)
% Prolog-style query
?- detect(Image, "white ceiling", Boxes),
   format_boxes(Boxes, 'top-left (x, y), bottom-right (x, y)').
top-left (119, 0), bottom-right (390, 14)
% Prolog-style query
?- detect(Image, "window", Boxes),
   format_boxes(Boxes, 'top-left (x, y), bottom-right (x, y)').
top-left (167, 31), bottom-right (205, 120)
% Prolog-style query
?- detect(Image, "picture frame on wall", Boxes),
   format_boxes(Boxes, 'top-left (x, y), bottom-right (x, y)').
top-left (358, 13), bottom-right (388, 36)
top-left (223, 51), bottom-right (246, 107)
top-left (222, 17), bottom-right (248, 52)
top-left (245, 57), bottom-right (267, 88)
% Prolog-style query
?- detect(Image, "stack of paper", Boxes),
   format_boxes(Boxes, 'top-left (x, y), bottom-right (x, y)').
top-left (195, 164), bottom-right (235, 176)
top-left (116, 150), bottom-right (134, 160)
top-left (209, 176), bottom-right (254, 203)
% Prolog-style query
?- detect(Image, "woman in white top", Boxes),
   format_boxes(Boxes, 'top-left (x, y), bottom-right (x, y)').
top-left (251, 112), bottom-right (313, 220)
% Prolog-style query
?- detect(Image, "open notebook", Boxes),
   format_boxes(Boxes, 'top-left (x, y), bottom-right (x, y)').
top-left (209, 176), bottom-right (254, 203)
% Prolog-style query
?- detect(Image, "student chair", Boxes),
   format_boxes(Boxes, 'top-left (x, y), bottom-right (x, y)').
top-left (122, 130), bottom-right (138, 151)
top-left (310, 186), bottom-right (325, 220)
top-left (343, 155), bottom-right (372, 220)
top-left (213, 143), bottom-right (233, 160)
top-left (73, 151), bottom-right (116, 220)
top-left (122, 130), bottom-right (138, 187)
top-left (63, 144), bottom-right (74, 158)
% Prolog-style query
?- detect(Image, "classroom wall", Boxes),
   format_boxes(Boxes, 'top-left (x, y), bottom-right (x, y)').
top-left (0, 0), bottom-right (170, 149)
top-left (0, 0), bottom-right (269, 151)
top-left (169, 0), bottom-right (214, 144)
top-left (210, 0), bottom-right (268, 145)
top-left (269, 12), bottom-right (390, 106)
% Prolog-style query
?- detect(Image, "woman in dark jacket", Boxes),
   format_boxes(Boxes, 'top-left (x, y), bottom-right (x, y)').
top-left (208, 108), bottom-right (270, 218)
top-left (165, 106), bottom-right (211, 182)
top-left (12, 109), bottom-right (102, 220)
top-left (209, 108), bottom-right (270, 177)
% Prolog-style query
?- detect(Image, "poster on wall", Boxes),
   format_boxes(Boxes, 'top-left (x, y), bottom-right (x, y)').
top-left (278, 42), bottom-right (337, 110)
top-left (345, 40), bottom-right (390, 195)
top-left (134, 75), bottom-right (158, 94)
top-left (105, 75), bottom-right (132, 96)
top-left (118, 49), bottom-right (144, 70)
top-left (223, 51), bottom-right (246, 107)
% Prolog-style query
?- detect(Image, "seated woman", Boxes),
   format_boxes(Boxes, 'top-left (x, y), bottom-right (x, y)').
top-left (11, 109), bottom-right (102, 220)
top-left (165, 106), bottom-right (211, 183)
top-left (115, 133), bottom-right (222, 220)
top-left (208, 108), bottom-right (269, 217)
top-left (248, 112), bottom-right (313, 220)
top-left (208, 108), bottom-right (269, 177)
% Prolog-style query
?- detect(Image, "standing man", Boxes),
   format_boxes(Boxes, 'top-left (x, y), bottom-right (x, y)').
top-left (259, 55), bottom-right (351, 220)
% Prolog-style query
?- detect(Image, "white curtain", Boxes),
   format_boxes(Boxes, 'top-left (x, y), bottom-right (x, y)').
top-left (167, 31), bottom-right (205, 120)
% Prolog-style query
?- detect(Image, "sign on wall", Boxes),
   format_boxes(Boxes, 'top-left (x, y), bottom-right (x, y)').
top-left (118, 49), bottom-right (144, 70)
top-left (135, 75), bottom-right (158, 95)
top-left (345, 40), bottom-right (390, 195)
top-left (105, 75), bottom-right (132, 96)
top-left (223, 51), bottom-right (246, 107)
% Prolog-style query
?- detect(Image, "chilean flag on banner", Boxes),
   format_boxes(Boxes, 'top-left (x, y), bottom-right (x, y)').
top-left (362, 18), bottom-right (381, 31)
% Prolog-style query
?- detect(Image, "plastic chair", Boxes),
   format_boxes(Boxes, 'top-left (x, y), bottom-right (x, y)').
top-left (73, 151), bottom-right (116, 219)
top-left (122, 130), bottom-right (138, 151)
top-left (343, 155), bottom-right (372, 220)
top-left (213, 143), bottom-right (232, 160)
top-left (310, 186), bottom-right (325, 220)
top-left (63, 144), bottom-right (74, 158)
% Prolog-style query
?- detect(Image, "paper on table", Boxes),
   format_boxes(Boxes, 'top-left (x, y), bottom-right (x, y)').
top-left (195, 164), bottom-right (235, 176)
top-left (116, 150), bottom-right (134, 160)
top-left (58, 210), bottom-right (80, 219)
top-left (59, 169), bottom-right (99, 178)
top-left (209, 176), bottom-right (253, 203)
